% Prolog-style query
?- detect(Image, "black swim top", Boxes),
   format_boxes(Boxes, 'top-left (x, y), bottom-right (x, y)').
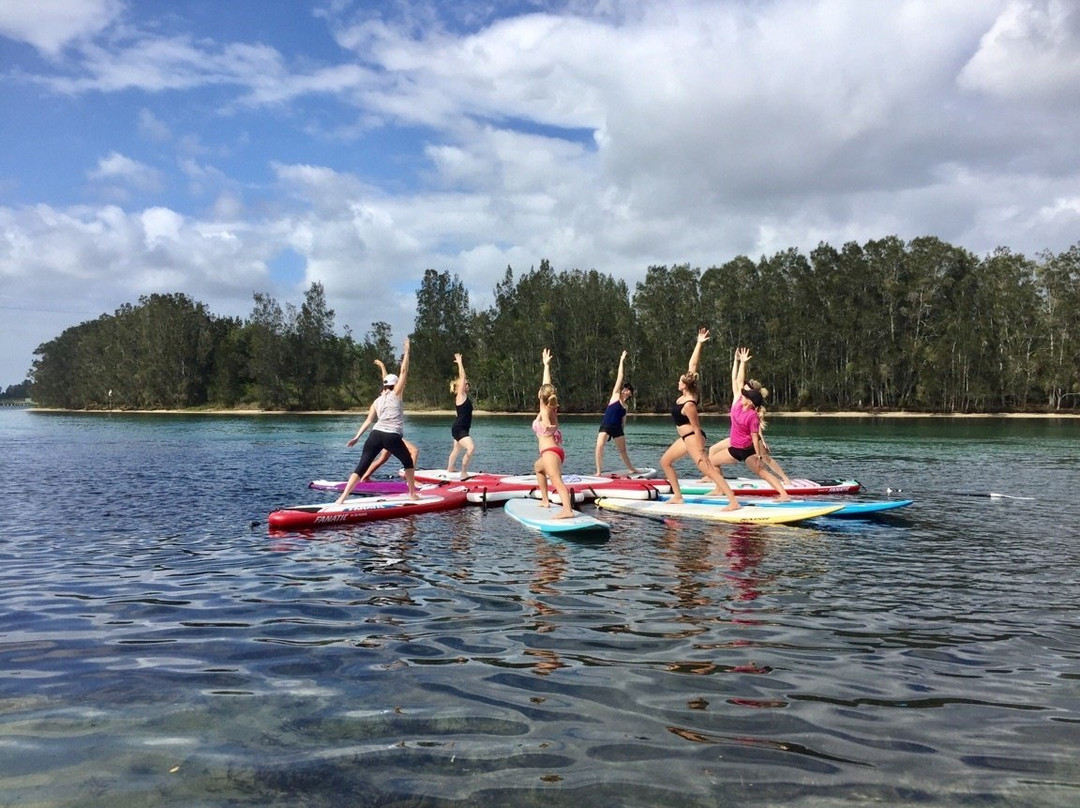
top-left (453, 397), bottom-right (473, 432)
top-left (671, 398), bottom-right (694, 427)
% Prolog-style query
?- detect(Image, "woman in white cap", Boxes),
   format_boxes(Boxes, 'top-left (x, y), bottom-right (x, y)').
top-left (336, 338), bottom-right (418, 502)
top-left (356, 357), bottom-right (419, 481)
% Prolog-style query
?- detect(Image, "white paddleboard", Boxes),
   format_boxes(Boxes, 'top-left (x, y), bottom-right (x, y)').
top-left (599, 467), bottom-right (659, 479)
top-left (504, 498), bottom-right (610, 536)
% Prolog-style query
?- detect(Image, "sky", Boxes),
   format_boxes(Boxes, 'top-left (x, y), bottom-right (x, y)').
top-left (2, 0), bottom-right (1080, 388)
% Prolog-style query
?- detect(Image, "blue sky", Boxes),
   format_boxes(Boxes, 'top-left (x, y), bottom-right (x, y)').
top-left (2, 0), bottom-right (1080, 387)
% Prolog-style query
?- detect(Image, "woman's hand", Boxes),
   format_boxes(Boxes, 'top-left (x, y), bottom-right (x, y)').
top-left (697, 328), bottom-right (710, 344)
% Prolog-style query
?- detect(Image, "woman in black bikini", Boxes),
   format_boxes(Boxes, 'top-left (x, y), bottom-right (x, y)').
top-left (659, 329), bottom-right (739, 509)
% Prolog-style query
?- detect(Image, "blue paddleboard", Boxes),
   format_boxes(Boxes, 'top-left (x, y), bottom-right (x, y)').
top-left (504, 498), bottom-right (610, 536)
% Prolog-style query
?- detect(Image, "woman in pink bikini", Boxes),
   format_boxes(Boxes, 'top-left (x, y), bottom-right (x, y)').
top-left (532, 348), bottom-right (575, 519)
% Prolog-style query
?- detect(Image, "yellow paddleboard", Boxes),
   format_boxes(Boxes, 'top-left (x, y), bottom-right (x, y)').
top-left (595, 497), bottom-right (843, 525)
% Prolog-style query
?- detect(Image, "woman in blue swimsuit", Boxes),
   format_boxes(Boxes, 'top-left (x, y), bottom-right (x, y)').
top-left (658, 329), bottom-right (738, 509)
top-left (594, 349), bottom-right (639, 476)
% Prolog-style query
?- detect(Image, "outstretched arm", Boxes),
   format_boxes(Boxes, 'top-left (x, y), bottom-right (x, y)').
top-left (731, 347), bottom-right (751, 399)
top-left (347, 401), bottom-right (378, 447)
top-left (609, 350), bottom-right (627, 400)
top-left (374, 359), bottom-right (388, 379)
top-left (688, 328), bottom-right (709, 374)
top-left (393, 338), bottom-right (410, 394)
top-left (542, 348), bottom-right (553, 385)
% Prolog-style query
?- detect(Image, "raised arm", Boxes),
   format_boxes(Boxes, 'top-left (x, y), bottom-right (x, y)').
top-left (393, 338), bottom-right (410, 394)
top-left (687, 328), bottom-right (709, 374)
top-left (454, 352), bottom-right (466, 382)
top-left (731, 346), bottom-right (751, 399)
top-left (541, 347), bottom-right (553, 386)
top-left (374, 359), bottom-right (388, 379)
top-left (609, 350), bottom-right (628, 401)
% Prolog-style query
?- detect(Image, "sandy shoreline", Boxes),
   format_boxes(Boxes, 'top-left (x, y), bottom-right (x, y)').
top-left (26, 407), bottom-right (1080, 419)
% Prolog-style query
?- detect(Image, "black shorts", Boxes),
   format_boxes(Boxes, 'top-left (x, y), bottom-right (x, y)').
top-left (354, 430), bottom-right (414, 476)
top-left (451, 425), bottom-right (470, 441)
top-left (727, 445), bottom-right (756, 462)
top-left (599, 423), bottom-right (625, 440)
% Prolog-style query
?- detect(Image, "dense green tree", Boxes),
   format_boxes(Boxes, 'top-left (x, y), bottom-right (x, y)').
top-left (292, 282), bottom-right (341, 410)
top-left (26, 238), bottom-right (1080, 414)
top-left (245, 292), bottom-right (293, 410)
top-left (1037, 244), bottom-right (1080, 409)
top-left (410, 269), bottom-right (472, 407)
top-left (631, 264), bottom-right (704, 411)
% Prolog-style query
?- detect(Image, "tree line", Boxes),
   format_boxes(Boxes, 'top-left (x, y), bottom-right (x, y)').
top-left (28, 235), bottom-right (1080, 414)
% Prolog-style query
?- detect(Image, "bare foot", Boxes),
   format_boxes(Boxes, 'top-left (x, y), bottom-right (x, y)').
top-left (552, 508), bottom-right (575, 519)
top-left (722, 501), bottom-right (739, 512)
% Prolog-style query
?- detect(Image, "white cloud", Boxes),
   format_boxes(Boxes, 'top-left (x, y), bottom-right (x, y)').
top-left (137, 108), bottom-right (171, 142)
top-left (0, 0), bottom-right (121, 57)
top-left (959, 0), bottom-right (1080, 103)
top-left (6, 0), bottom-right (1080, 386)
top-left (87, 151), bottom-right (164, 193)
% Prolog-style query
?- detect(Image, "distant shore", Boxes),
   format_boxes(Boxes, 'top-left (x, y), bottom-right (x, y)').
top-left (25, 407), bottom-right (1080, 419)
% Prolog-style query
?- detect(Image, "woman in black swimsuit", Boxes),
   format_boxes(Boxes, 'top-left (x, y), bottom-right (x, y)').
top-left (659, 329), bottom-right (739, 509)
top-left (446, 353), bottom-right (476, 478)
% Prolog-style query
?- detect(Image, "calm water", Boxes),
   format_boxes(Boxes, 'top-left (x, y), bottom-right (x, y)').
top-left (1, 409), bottom-right (1078, 807)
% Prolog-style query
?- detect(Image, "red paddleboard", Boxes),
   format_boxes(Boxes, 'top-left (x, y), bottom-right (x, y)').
top-left (269, 488), bottom-right (468, 530)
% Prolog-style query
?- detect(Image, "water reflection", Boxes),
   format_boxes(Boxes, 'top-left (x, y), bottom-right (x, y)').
top-left (1, 411), bottom-right (1079, 807)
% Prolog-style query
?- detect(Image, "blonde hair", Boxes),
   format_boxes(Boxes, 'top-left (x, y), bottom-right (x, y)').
top-left (680, 371), bottom-right (700, 396)
top-left (538, 383), bottom-right (559, 409)
top-left (449, 378), bottom-right (459, 394)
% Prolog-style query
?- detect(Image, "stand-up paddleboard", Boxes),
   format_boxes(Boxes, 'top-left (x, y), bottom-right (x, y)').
top-left (596, 497), bottom-right (844, 525)
top-left (666, 494), bottom-right (914, 518)
top-left (504, 473), bottom-right (667, 501)
top-left (409, 469), bottom-right (665, 504)
top-left (269, 488), bottom-right (468, 530)
top-left (504, 498), bottom-right (610, 537)
top-left (600, 467), bottom-right (659, 480)
top-left (677, 477), bottom-right (862, 497)
top-left (309, 479), bottom-right (409, 495)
